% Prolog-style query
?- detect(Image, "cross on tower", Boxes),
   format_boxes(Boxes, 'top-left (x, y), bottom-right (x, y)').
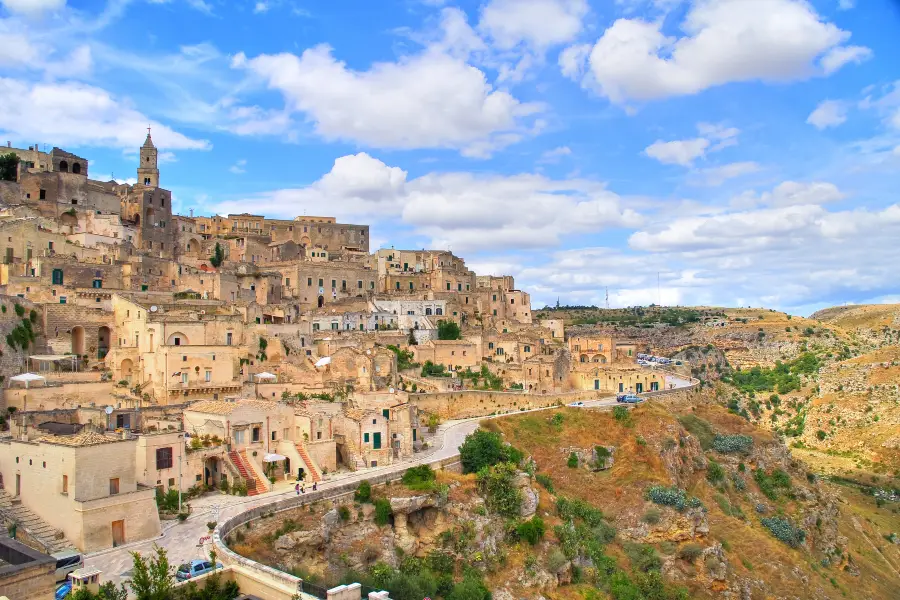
top-left (147, 126), bottom-right (151, 135)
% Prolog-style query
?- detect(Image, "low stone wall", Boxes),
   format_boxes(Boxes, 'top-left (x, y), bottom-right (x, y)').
top-left (410, 389), bottom-right (605, 420)
top-left (213, 456), bottom-right (462, 590)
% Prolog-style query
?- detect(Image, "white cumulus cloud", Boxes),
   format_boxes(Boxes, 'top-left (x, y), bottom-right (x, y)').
top-left (232, 44), bottom-right (543, 158)
top-left (569, 0), bottom-right (868, 104)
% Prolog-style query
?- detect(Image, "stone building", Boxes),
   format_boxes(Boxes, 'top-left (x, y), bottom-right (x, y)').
top-left (0, 431), bottom-right (161, 552)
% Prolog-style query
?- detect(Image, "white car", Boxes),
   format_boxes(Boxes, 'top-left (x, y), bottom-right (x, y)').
top-left (568, 401), bottom-right (585, 407)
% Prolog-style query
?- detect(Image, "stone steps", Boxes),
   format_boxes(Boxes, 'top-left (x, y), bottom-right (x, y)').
top-left (0, 489), bottom-right (74, 554)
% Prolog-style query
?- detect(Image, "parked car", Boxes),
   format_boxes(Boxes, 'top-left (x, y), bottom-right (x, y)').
top-left (619, 395), bottom-right (642, 404)
top-left (55, 581), bottom-right (72, 600)
top-left (52, 550), bottom-right (83, 583)
top-left (175, 560), bottom-right (223, 581)
top-left (568, 401), bottom-right (585, 407)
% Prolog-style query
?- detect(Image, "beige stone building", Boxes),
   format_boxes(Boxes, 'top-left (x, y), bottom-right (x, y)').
top-left (0, 431), bottom-right (160, 552)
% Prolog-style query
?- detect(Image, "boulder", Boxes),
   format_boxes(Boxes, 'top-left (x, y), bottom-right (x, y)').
top-left (389, 494), bottom-right (435, 515)
top-left (514, 473), bottom-right (539, 518)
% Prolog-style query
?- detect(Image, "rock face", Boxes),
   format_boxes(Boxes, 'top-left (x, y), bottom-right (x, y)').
top-left (515, 473), bottom-right (539, 518)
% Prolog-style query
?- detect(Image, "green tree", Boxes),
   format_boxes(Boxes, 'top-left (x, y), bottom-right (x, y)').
top-left (476, 462), bottom-right (522, 517)
top-left (209, 243), bottom-right (225, 268)
top-left (459, 429), bottom-right (517, 473)
top-left (0, 153), bottom-right (19, 182)
top-left (129, 545), bottom-right (174, 600)
top-left (437, 320), bottom-right (461, 340)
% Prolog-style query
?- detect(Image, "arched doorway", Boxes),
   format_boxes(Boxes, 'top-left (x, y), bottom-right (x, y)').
top-left (59, 160), bottom-right (69, 173)
top-left (98, 326), bottom-right (111, 359)
top-left (145, 207), bottom-right (155, 225)
top-left (317, 295), bottom-right (324, 308)
top-left (204, 457), bottom-right (220, 488)
top-left (72, 163), bottom-right (82, 175)
top-left (71, 326), bottom-right (85, 356)
top-left (186, 239), bottom-right (200, 255)
top-left (120, 359), bottom-right (133, 384)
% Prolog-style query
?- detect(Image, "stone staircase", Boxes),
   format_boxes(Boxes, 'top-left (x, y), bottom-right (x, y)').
top-left (294, 443), bottom-right (321, 482)
top-left (227, 450), bottom-right (265, 496)
top-left (344, 437), bottom-right (367, 471)
top-left (0, 489), bottom-right (74, 554)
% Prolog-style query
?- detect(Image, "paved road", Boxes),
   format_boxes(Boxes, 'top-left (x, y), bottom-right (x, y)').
top-left (85, 396), bottom-right (621, 587)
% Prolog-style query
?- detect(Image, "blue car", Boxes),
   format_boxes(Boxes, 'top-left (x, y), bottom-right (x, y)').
top-left (55, 581), bottom-right (72, 599)
top-left (617, 394), bottom-right (642, 404)
top-left (175, 559), bottom-right (223, 581)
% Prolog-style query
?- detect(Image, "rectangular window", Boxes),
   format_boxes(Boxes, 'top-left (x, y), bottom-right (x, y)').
top-left (62, 475), bottom-right (68, 494)
top-left (205, 370), bottom-right (211, 382)
top-left (40, 189), bottom-right (46, 200)
top-left (156, 447), bottom-right (173, 470)
top-left (226, 332), bottom-right (233, 345)
top-left (252, 427), bottom-right (261, 442)
top-left (318, 278), bottom-right (323, 287)
top-left (458, 284), bottom-right (462, 291)
top-left (357, 280), bottom-right (363, 289)
top-left (285, 278), bottom-right (290, 287)
top-left (308, 277), bottom-right (313, 286)
top-left (341, 280), bottom-right (347, 290)
top-left (234, 430), bottom-right (245, 444)
top-left (446, 282), bottom-right (451, 290)
top-left (181, 373), bottom-right (188, 384)
top-left (364, 433), bottom-right (370, 443)
top-left (109, 478), bottom-right (120, 495)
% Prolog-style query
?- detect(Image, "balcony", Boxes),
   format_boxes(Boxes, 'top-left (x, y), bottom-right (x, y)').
top-left (167, 381), bottom-right (243, 396)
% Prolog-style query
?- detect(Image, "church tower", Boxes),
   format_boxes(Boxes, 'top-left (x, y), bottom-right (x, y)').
top-left (137, 129), bottom-right (159, 188)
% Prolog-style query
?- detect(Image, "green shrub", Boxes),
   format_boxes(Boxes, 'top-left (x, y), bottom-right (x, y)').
top-left (28, 309), bottom-right (37, 323)
top-left (642, 508), bottom-right (662, 525)
top-left (14, 304), bottom-right (24, 317)
top-left (645, 486), bottom-right (701, 511)
top-left (706, 460), bottom-right (725, 484)
top-left (545, 548), bottom-right (568, 573)
top-left (567, 452), bottom-right (579, 469)
top-left (515, 516), bottom-right (546, 545)
top-left (678, 543), bottom-right (703, 563)
top-left (355, 480), bottom-right (372, 503)
top-left (754, 469), bottom-right (791, 501)
top-left (623, 542), bottom-right (662, 572)
top-left (401, 465), bottom-right (436, 490)
top-left (535, 474), bottom-right (554, 493)
top-left (613, 406), bottom-right (631, 424)
top-left (557, 497), bottom-right (605, 527)
top-left (677, 414), bottom-right (716, 449)
top-left (712, 434), bottom-right (754, 453)
top-left (816, 430), bottom-right (826, 441)
top-left (459, 429), bottom-right (521, 473)
top-left (374, 498), bottom-right (392, 526)
top-left (476, 462), bottom-right (521, 518)
top-left (338, 505), bottom-right (351, 521)
top-left (761, 517), bottom-right (806, 547)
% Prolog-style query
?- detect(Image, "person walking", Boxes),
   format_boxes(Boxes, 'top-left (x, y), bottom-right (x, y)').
top-left (312, 482), bottom-right (317, 492)
top-left (300, 484), bottom-right (305, 494)
top-left (294, 483), bottom-right (300, 496)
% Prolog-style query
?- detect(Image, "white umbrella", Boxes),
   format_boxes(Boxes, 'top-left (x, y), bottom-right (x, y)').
top-left (254, 372), bottom-right (277, 381)
top-left (314, 356), bottom-right (331, 367)
top-left (263, 453), bottom-right (286, 462)
top-left (10, 373), bottom-right (45, 388)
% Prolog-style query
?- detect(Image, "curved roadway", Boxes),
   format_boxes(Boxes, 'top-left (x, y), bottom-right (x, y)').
top-left (87, 396), bottom-right (624, 586)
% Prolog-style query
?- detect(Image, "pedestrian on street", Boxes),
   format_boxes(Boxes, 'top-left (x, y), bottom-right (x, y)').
top-left (312, 482), bottom-right (317, 491)
top-left (301, 484), bottom-right (305, 494)
top-left (294, 483), bottom-right (300, 495)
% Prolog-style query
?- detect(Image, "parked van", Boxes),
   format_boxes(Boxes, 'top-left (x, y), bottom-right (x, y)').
top-left (52, 549), bottom-right (83, 582)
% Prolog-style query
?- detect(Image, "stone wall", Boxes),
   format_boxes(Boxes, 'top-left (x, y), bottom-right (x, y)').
top-left (0, 538), bottom-right (57, 600)
top-left (410, 389), bottom-right (602, 420)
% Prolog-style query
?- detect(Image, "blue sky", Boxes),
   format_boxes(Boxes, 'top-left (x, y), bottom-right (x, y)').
top-left (2, 0), bottom-right (899, 314)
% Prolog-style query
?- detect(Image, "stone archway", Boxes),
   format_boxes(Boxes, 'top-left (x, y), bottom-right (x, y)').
top-left (186, 239), bottom-right (201, 255)
top-left (71, 326), bottom-right (85, 356)
top-left (59, 160), bottom-right (69, 173)
top-left (318, 295), bottom-right (325, 308)
top-left (72, 163), bottom-right (82, 175)
top-left (120, 358), bottom-right (134, 383)
top-left (98, 326), bottom-right (111, 359)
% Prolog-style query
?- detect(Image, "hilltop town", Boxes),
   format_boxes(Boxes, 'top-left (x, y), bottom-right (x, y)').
top-left (0, 140), bottom-right (897, 600)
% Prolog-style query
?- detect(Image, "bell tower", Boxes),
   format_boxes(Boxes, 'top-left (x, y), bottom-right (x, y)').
top-left (137, 128), bottom-right (159, 188)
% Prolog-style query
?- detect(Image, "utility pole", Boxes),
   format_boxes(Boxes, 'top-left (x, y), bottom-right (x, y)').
top-left (178, 433), bottom-right (184, 512)
top-left (605, 287), bottom-right (609, 309)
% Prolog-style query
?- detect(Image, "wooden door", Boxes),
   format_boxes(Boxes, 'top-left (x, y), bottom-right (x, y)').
top-left (111, 520), bottom-right (125, 547)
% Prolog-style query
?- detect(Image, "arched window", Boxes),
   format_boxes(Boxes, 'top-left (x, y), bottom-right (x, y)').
top-left (72, 163), bottom-right (81, 175)
top-left (59, 160), bottom-right (69, 173)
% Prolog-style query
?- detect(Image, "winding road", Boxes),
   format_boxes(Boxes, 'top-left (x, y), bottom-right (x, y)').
top-left (86, 396), bottom-right (624, 586)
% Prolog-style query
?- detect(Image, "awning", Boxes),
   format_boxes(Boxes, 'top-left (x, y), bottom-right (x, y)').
top-left (10, 372), bottom-right (45, 389)
top-left (254, 372), bottom-right (277, 381)
top-left (263, 453), bottom-right (286, 462)
top-left (314, 356), bottom-right (331, 367)
top-left (29, 355), bottom-right (73, 361)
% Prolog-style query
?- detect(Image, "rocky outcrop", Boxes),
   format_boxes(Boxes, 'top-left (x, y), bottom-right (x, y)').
top-left (515, 473), bottom-right (539, 518)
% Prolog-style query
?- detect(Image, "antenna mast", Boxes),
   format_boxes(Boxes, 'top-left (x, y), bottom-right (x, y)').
top-left (605, 287), bottom-right (609, 309)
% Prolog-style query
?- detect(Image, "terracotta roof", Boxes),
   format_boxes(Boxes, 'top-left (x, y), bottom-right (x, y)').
top-left (38, 431), bottom-right (125, 447)
top-left (187, 399), bottom-right (277, 415)
top-left (344, 408), bottom-right (368, 421)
